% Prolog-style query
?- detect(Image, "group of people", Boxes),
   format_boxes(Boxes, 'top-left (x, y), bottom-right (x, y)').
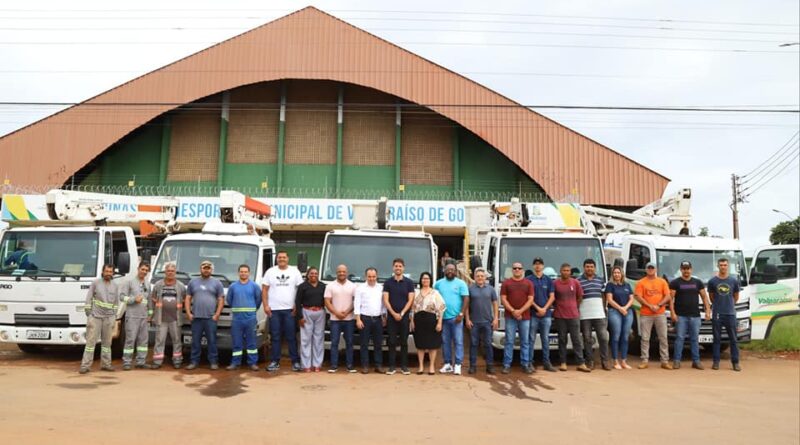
top-left (78, 251), bottom-right (743, 375)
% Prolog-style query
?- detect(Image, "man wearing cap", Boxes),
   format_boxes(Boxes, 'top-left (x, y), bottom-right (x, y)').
top-left (185, 260), bottom-right (225, 370)
top-left (669, 261), bottom-right (711, 370)
top-left (526, 257), bottom-right (556, 372)
top-left (633, 262), bottom-right (672, 370)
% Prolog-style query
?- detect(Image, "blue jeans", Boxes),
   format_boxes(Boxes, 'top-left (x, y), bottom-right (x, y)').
top-left (442, 317), bottom-right (464, 366)
top-left (269, 309), bottom-right (299, 364)
top-left (230, 315), bottom-right (258, 366)
top-left (607, 309), bottom-right (633, 360)
top-left (190, 318), bottom-right (218, 365)
top-left (469, 321), bottom-right (493, 367)
top-left (529, 316), bottom-right (552, 365)
top-left (674, 315), bottom-right (701, 363)
top-left (503, 317), bottom-right (531, 367)
top-left (330, 320), bottom-right (355, 368)
top-left (712, 313), bottom-right (740, 364)
top-left (360, 316), bottom-right (383, 368)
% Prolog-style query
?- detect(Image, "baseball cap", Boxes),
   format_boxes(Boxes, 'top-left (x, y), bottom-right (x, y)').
top-left (680, 261), bottom-right (692, 268)
top-left (200, 260), bottom-right (214, 268)
top-left (532, 257), bottom-right (544, 265)
top-left (645, 262), bottom-right (656, 269)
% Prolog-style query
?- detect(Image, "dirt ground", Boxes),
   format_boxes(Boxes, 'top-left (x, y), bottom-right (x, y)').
top-left (0, 343), bottom-right (798, 445)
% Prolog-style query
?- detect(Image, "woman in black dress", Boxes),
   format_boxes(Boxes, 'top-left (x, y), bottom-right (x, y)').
top-left (410, 272), bottom-right (446, 375)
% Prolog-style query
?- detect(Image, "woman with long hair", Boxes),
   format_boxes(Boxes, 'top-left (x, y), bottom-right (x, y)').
top-left (605, 266), bottom-right (634, 369)
top-left (410, 272), bottom-right (445, 375)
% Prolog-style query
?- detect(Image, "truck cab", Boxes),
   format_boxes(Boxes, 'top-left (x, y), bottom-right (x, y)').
top-left (606, 234), bottom-right (751, 345)
top-left (0, 226), bottom-right (136, 351)
top-left (149, 222), bottom-right (275, 350)
top-left (748, 244), bottom-right (799, 340)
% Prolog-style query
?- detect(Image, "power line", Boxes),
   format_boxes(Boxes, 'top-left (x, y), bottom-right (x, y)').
top-left (739, 144), bottom-right (800, 193)
top-left (740, 131), bottom-right (799, 180)
top-left (742, 151), bottom-right (800, 199)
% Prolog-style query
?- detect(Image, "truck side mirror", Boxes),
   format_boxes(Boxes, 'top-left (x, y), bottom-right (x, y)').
top-left (297, 251), bottom-right (308, 274)
top-left (761, 264), bottom-right (779, 285)
top-left (625, 259), bottom-right (644, 280)
top-left (116, 252), bottom-right (131, 275)
top-left (605, 264), bottom-right (612, 279)
top-left (470, 255), bottom-right (482, 275)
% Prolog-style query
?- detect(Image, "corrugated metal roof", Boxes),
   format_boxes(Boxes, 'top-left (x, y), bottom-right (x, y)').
top-left (0, 6), bottom-right (669, 206)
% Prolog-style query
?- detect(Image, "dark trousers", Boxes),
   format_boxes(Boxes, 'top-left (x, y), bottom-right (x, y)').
top-left (190, 318), bottom-right (218, 365)
top-left (580, 318), bottom-right (609, 365)
top-left (269, 309), bottom-right (299, 363)
top-left (469, 321), bottom-right (493, 367)
top-left (330, 320), bottom-right (356, 368)
top-left (712, 313), bottom-right (740, 364)
top-left (386, 313), bottom-right (410, 369)
top-left (360, 316), bottom-right (383, 368)
top-left (555, 317), bottom-right (584, 365)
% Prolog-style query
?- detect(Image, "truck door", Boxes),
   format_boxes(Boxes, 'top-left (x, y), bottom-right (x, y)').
top-left (749, 246), bottom-right (799, 339)
top-left (103, 230), bottom-right (132, 275)
top-left (625, 242), bottom-right (652, 281)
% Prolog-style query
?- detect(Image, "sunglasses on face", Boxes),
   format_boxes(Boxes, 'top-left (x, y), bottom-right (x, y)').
top-left (512, 267), bottom-right (523, 270)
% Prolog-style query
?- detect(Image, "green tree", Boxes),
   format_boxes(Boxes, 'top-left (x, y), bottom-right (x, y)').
top-left (698, 226), bottom-right (709, 236)
top-left (769, 217), bottom-right (800, 245)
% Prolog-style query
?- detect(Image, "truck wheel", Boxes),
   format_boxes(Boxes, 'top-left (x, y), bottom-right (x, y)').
top-left (17, 344), bottom-right (44, 353)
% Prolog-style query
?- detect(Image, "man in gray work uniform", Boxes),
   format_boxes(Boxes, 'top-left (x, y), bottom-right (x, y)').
top-left (79, 264), bottom-right (120, 374)
top-left (121, 262), bottom-right (152, 370)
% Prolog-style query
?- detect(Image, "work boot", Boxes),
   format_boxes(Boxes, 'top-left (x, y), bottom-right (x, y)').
top-left (78, 367), bottom-right (90, 375)
top-left (468, 366), bottom-right (476, 375)
top-left (576, 364), bottom-right (591, 373)
top-left (210, 363), bottom-right (219, 371)
top-left (712, 362), bottom-right (720, 370)
top-left (601, 361), bottom-right (612, 371)
top-left (135, 364), bottom-right (147, 369)
top-left (185, 363), bottom-right (198, 370)
top-left (638, 361), bottom-right (649, 369)
top-left (150, 363), bottom-right (162, 370)
top-left (733, 363), bottom-right (742, 372)
top-left (375, 366), bottom-right (385, 374)
top-left (226, 364), bottom-right (239, 371)
top-left (559, 363), bottom-right (568, 372)
top-left (587, 361), bottom-right (595, 371)
top-left (523, 365), bottom-right (535, 374)
top-left (122, 364), bottom-right (132, 371)
top-left (250, 364), bottom-right (260, 371)
top-left (361, 367), bottom-right (370, 374)
top-left (173, 363), bottom-right (182, 370)
top-left (673, 361), bottom-right (681, 370)
top-left (486, 366), bottom-right (496, 375)
top-left (101, 365), bottom-right (115, 372)
top-left (692, 361), bottom-right (704, 370)
top-left (661, 362), bottom-right (673, 370)
top-left (501, 366), bottom-right (511, 374)
top-left (543, 363), bottom-right (557, 372)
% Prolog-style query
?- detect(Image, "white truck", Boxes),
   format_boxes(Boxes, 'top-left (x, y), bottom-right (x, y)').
top-left (0, 190), bottom-right (176, 352)
top-left (319, 198), bottom-right (437, 351)
top-left (148, 191), bottom-right (276, 350)
top-left (748, 243), bottom-right (799, 340)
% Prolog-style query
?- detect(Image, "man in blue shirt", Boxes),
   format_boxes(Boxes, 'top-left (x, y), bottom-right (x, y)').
top-left (527, 257), bottom-right (556, 372)
top-left (382, 258), bottom-right (415, 375)
top-left (3, 240), bottom-right (34, 269)
top-left (435, 263), bottom-right (469, 375)
top-left (226, 264), bottom-right (262, 371)
top-left (185, 260), bottom-right (225, 370)
top-left (707, 258), bottom-right (742, 372)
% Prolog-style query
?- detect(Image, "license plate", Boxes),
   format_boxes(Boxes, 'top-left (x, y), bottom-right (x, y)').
top-left (26, 330), bottom-right (50, 340)
top-left (183, 335), bottom-right (207, 346)
top-left (548, 336), bottom-right (559, 346)
top-left (698, 335), bottom-right (714, 343)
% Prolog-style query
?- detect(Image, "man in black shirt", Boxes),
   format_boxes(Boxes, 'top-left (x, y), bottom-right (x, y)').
top-left (669, 261), bottom-right (711, 370)
top-left (296, 267), bottom-right (327, 372)
top-left (382, 258), bottom-right (415, 375)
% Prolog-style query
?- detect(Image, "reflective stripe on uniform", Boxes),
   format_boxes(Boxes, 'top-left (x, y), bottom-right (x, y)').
top-left (246, 349), bottom-right (258, 354)
top-left (123, 348), bottom-right (134, 354)
top-left (147, 310), bottom-right (154, 315)
top-left (152, 354), bottom-right (165, 359)
top-left (136, 346), bottom-right (148, 352)
top-left (231, 307), bottom-right (257, 312)
top-left (93, 299), bottom-right (117, 310)
top-left (101, 347), bottom-right (111, 352)
top-left (232, 351), bottom-right (243, 356)
top-left (172, 351), bottom-right (183, 357)
top-left (85, 346), bottom-right (95, 352)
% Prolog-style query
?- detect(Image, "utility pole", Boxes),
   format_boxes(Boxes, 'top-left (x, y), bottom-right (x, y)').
top-left (730, 173), bottom-right (742, 239)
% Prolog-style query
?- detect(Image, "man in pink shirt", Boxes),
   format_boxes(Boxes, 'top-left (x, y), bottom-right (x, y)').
top-left (324, 264), bottom-right (358, 373)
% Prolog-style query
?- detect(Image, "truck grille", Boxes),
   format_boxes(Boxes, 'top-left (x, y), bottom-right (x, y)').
top-left (14, 314), bottom-right (71, 327)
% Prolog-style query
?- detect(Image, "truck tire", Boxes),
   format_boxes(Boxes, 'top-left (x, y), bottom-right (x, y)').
top-left (17, 343), bottom-right (44, 353)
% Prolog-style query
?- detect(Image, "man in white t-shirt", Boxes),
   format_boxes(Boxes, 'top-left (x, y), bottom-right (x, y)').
top-left (262, 251), bottom-right (304, 372)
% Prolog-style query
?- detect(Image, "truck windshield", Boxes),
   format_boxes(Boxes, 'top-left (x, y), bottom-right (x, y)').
top-left (657, 249), bottom-right (748, 286)
top-left (499, 238), bottom-right (605, 280)
top-left (152, 240), bottom-right (258, 286)
top-left (0, 231), bottom-right (99, 277)
top-left (322, 235), bottom-right (433, 283)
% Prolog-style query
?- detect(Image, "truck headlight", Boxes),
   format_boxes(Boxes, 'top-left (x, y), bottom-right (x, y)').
top-left (737, 319), bottom-right (750, 331)
top-left (76, 305), bottom-right (85, 313)
top-left (0, 304), bottom-right (7, 311)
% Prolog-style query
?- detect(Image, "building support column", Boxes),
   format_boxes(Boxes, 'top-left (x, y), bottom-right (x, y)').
top-left (335, 85), bottom-right (344, 197)
top-left (158, 116), bottom-right (171, 186)
top-left (216, 91), bottom-right (230, 188)
top-left (395, 104), bottom-right (402, 194)
top-left (452, 126), bottom-right (460, 194)
top-left (276, 83), bottom-right (287, 192)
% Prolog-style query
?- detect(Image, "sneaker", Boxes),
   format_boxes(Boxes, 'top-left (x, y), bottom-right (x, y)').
top-left (226, 364), bottom-right (239, 371)
top-left (660, 362), bottom-right (673, 370)
top-left (122, 364), bottom-right (132, 371)
top-left (210, 363), bottom-right (219, 371)
top-left (576, 364), bottom-right (591, 373)
top-left (559, 363), bottom-right (568, 372)
top-left (486, 366), bottom-right (496, 375)
top-left (292, 362), bottom-right (302, 372)
top-left (733, 363), bottom-right (742, 372)
top-left (135, 364), bottom-right (147, 369)
top-left (468, 366), bottom-right (477, 375)
top-left (401, 368), bottom-right (411, 375)
top-left (453, 364), bottom-right (462, 375)
top-left (101, 365), bottom-right (115, 372)
top-left (501, 366), bottom-right (511, 374)
top-left (375, 367), bottom-right (385, 374)
top-left (692, 361), bottom-right (704, 370)
top-left (266, 361), bottom-right (280, 372)
top-left (543, 363), bottom-right (557, 372)
top-left (347, 366), bottom-right (357, 373)
top-left (173, 363), bottom-right (182, 370)
top-left (712, 362), bottom-right (720, 370)
top-left (361, 367), bottom-right (370, 374)
top-left (385, 368), bottom-right (396, 375)
top-left (184, 363), bottom-right (197, 370)
top-left (250, 364), bottom-right (260, 371)
top-left (78, 367), bottom-right (89, 374)
top-left (673, 361), bottom-right (681, 370)
top-left (523, 365), bottom-right (534, 374)
top-left (328, 367), bottom-right (339, 373)
top-left (587, 362), bottom-right (595, 371)
top-left (638, 361), bottom-right (649, 369)
top-left (439, 364), bottom-right (454, 374)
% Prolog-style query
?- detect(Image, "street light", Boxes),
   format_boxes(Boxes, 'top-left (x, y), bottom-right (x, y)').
top-left (772, 209), bottom-right (794, 219)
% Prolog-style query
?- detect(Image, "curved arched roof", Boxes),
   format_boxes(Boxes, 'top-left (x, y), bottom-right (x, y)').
top-left (0, 7), bottom-right (668, 206)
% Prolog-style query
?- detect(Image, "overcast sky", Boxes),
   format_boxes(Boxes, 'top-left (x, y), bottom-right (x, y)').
top-left (1, 0), bottom-right (798, 253)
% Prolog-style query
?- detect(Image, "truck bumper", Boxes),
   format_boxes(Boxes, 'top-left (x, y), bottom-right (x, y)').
top-left (0, 324), bottom-right (88, 345)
